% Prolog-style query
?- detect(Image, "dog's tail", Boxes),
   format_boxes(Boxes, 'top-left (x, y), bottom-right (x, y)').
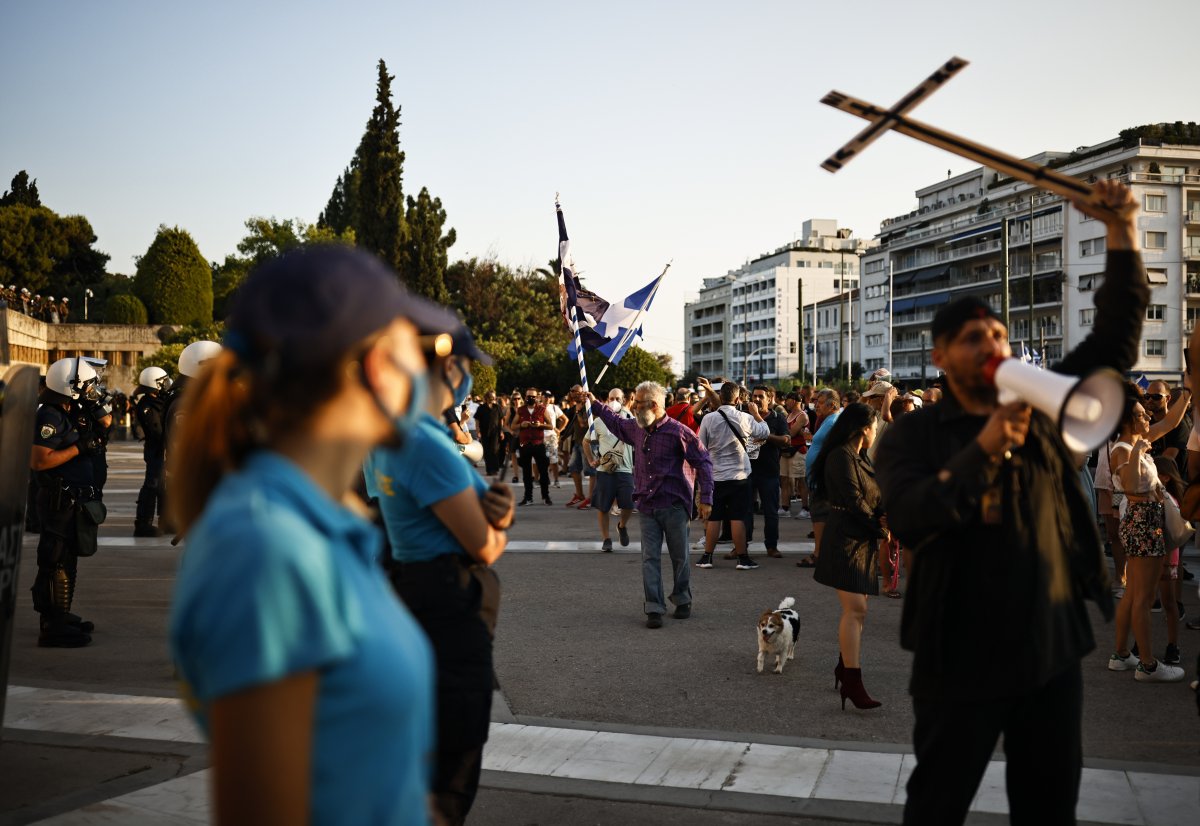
top-left (777, 596), bottom-right (795, 611)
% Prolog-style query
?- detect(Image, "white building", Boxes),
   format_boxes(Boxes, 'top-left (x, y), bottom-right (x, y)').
top-left (859, 126), bottom-right (1200, 385)
top-left (684, 219), bottom-right (874, 383)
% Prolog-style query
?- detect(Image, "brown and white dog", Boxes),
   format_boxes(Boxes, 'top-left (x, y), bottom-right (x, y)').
top-left (757, 597), bottom-right (800, 674)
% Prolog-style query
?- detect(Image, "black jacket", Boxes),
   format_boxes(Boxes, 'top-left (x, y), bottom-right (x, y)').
top-left (813, 444), bottom-right (887, 595)
top-left (875, 249), bottom-right (1148, 700)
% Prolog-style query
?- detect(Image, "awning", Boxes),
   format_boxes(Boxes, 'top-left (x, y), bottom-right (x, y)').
top-left (914, 292), bottom-right (951, 309)
top-left (891, 297), bottom-right (916, 314)
top-left (912, 264), bottom-right (950, 284)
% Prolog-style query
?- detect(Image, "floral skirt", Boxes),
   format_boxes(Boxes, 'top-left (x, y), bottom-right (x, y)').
top-left (1119, 501), bottom-right (1166, 558)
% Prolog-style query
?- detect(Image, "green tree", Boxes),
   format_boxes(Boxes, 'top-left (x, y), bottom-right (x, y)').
top-left (104, 293), bottom-right (148, 324)
top-left (0, 170), bottom-right (41, 207)
top-left (0, 205), bottom-right (66, 289)
top-left (133, 226), bottom-right (213, 324)
top-left (318, 168), bottom-right (359, 235)
top-left (353, 60), bottom-right (406, 272)
top-left (584, 345), bottom-right (674, 395)
top-left (401, 187), bottom-right (455, 303)
top-left (444, 257), bottom-right (567, 355)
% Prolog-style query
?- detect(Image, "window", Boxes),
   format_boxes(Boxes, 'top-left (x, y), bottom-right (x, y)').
top-left (1079, 308), bottom-right (1095, 326)
top-left (1146, 304), bottom-right (1165, 321)
top-left (1163, 165), bottom-right (1187, 181)
top-left (1145, 339), bottom-right (1166, 357)
top-left (1147, 268), bottom-right (1168, 285)
top-left (1078, 274), bottom-right (1096, 291)
top-left (1079, 237), bottom-right (1106, 256)
top-left (1145, 231), bottom-right (1167, 250)
top-left (1144, 193), bottom-right (1166, 212)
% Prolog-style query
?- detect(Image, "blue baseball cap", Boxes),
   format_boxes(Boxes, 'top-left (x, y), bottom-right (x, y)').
top-left (226, 245), bottom-right (456, 369)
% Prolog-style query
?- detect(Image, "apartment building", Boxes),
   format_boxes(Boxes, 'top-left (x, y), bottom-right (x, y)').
top-left (859, 125), bottom-right (1200, 385)
top-left (683, 219), bottom-right (873, 383)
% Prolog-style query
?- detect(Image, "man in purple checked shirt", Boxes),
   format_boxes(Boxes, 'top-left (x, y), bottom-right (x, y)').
top-left (590, 381), bottom-right (714, 629)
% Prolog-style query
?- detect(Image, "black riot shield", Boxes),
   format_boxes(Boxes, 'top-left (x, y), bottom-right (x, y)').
top-left (0, 365), bottom-right (39, 735)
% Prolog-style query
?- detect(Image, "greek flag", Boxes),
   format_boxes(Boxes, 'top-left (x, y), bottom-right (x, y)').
top-left (558, 205), bottom-right (665, 366)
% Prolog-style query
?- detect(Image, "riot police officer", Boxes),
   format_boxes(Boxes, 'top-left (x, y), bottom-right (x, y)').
top-left (131, 366), bottom-right (171, 537)
top-left (72, 360), bottom-right (114, 496)
top-left (30, 357), bottom-right (106, 647)
top-left (161, 340), bottom-right (219, 537)
top-left (163, 340), bottom-right (220, 449)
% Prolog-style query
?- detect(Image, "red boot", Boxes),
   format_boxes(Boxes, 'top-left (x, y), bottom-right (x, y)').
top-left (840, 667), bottom-right (882, 710)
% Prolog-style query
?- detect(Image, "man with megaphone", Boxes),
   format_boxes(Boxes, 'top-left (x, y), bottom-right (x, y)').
top-left (875, 180), bottom-right (1147, 826)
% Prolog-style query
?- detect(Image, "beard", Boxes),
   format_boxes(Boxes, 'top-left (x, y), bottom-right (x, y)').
top-left (636, 409), bottom-right (657, 429)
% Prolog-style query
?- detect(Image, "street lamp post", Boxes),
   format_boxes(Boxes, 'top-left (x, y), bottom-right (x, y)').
top-left (84, 288), bottom-right (94, 322)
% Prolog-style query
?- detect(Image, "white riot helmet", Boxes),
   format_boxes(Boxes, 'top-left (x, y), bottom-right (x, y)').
top-left (138, 366), bottom-right (172, 391)
top-left (178, 340), bottom-right (221, 378)
top-left (46, 357), bottom-right (99, 400)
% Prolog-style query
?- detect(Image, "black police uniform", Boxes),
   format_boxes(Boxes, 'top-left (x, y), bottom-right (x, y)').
top-left (31, 399), bottom-right (101, 647)
top-left (131, 389), bottom-right (167, 535)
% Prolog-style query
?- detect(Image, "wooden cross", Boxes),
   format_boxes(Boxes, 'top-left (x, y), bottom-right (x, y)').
top-left (820, 57), bottom-right (1105, 209)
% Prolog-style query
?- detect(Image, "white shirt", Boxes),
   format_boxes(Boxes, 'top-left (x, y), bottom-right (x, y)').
top-left (543, 403), bottom-right (563, 441)
top-left (698, 404), bottom-right (770, 481)
top-left (594, 407), bottom-right (634, 473)
top-left (465, 401), bottom-right (479, 433)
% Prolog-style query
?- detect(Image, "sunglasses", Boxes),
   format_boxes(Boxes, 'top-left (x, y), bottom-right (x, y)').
top-left (1144, 393), bottom-right (1167, 401)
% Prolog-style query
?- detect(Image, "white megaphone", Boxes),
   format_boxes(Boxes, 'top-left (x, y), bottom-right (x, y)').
top-left (459, 439), bottom-right (484, 464)
top-left (983, 356), bottom-right (1124, 454)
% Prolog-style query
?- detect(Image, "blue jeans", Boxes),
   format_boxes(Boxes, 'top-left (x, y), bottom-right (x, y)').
top-left (746, 471), bottom-right (780, 550)
top-left (639, 504), bottom-right (692, 615)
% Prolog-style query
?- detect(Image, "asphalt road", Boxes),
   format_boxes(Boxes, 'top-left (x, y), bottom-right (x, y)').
top-left (2, 443), bottom-right (1198, 825)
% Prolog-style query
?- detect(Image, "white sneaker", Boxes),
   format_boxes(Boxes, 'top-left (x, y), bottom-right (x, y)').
top-left (692, 538), bottom-right (708, 550)
top-left (1134, 660), bottom-right (1186, 682)
top-left (776, 508), bottom-right (791, 517)
top-left (798, 508), bottom-right (811, 519)
top-left (1107, 652), bottom-right (1138, 671)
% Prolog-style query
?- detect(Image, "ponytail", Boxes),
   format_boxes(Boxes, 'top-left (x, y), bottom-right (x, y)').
top-left (167, 350), bottom-right (256, 535)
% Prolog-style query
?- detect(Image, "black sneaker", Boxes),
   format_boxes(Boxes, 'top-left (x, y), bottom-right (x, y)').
top-left (618, 524), bottom-right (630, 547)
top-left (696, 553), bottom-right (714, 569)
top-left (646, 613), bottom-right (663, 629)
top-left (517, 499), bottom-right (534, 506)
top-left (38, 620), bottom-right (92, 648)
top-left (543, 497), bottom-right (553, 505)
top-left (736, 555), bottom-right (759, 570)
top-left (601, 538), bottom-right (613, 552)
top-left (1164, 643), bottom-right (1181, 665)
top-left (674, 603), bottom-right (691, 619)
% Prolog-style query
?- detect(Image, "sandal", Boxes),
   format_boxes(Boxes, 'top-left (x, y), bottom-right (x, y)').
top-left (796, 555), bottom-right (817, 568)
top-left (885, 590), bottom-right (902, 599)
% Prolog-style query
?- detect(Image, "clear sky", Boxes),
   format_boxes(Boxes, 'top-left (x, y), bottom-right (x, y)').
top-left (3, 0), bottom-right (1196, 370)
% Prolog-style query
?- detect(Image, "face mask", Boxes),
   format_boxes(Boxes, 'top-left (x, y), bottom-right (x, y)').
top-left (526, 396), bottom-right (536, 406)
top-left (608, 401), bottom-right (622, 412)
top-left (450, 361), bottom-right (473, 409)
top-left (365, 355), bottom-right (428, 449)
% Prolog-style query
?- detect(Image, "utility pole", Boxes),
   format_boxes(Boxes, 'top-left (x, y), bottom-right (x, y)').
top-left (1001, 216), bottom-right (1010, 330)
top-left (1028, 195), bottom-right (1036, 357)
top-left (887, 258), bottom-right (893, 370)
top-left (919, 330), bottom-right (927, 388)
top-left (797, 278), bottom-right (804, 381)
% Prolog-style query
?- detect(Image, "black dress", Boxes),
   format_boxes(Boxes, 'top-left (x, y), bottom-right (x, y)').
top-left (813, 444), bottom-right (887, 595)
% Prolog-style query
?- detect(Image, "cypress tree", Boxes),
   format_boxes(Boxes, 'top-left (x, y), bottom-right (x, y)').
top-left (354, 60), bottom-right (406, 272)
top-left (132, 226), bottom-right (213, 324)
top-left (401, 187), bottom-right (455, 304)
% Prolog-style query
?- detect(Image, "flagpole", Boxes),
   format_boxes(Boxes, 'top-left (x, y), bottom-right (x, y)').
top-left (556, 195), bottom-right (595, 441)
top-left (594, 260), bottom-right (672, 386)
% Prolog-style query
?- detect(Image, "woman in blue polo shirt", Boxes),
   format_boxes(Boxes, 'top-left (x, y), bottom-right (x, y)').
top-left (168, 247), bottom-right (452, 825)
top-left (365, 322), bottom-right (512, 826)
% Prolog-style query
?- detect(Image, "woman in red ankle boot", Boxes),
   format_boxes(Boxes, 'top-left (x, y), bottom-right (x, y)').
top-left (811, 403), bottom-right (888, 710)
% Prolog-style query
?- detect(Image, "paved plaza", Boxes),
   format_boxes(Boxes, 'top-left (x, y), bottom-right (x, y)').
top-left (2, 443), bottom-right (1199, 825)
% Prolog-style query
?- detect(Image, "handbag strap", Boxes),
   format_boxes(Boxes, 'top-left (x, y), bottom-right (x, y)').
top-left (716, 409), bottom-right (747, 454)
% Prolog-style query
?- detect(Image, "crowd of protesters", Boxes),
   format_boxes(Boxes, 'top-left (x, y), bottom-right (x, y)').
top-left (71, 179), bottom-right (1193, 826)
top-left (0, 284), bottom-right (71, 321)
